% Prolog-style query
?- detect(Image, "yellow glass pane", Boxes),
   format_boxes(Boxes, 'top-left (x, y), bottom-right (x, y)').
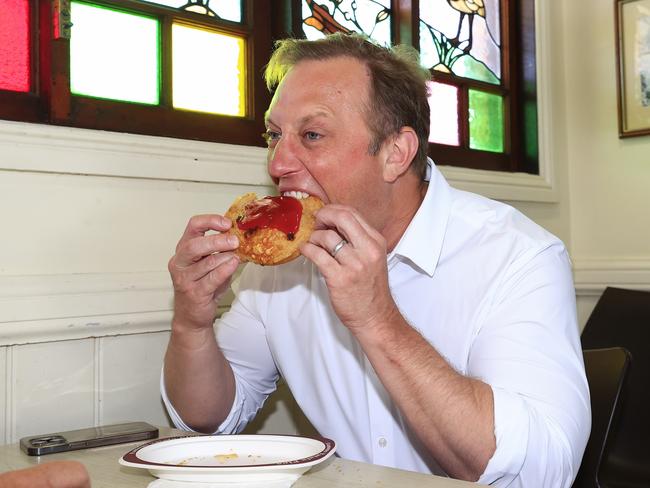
top-left (172, 24), bottom-right (245, 116)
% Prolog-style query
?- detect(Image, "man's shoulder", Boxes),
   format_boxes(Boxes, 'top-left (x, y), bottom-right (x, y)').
top-left (449, 188), bottom-right (562, 248)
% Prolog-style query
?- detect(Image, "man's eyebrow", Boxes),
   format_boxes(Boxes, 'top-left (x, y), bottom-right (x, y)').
top-left (298, 112), bottom-right (330, 126)
top-left (264, 111), bottom-right (331, 127)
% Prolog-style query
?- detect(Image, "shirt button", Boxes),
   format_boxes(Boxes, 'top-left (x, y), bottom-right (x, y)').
top-left (378, 437), bottom-right (387, 448)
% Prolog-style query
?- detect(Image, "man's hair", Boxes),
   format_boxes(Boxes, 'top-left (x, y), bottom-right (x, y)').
top-left (264, 33), bottom-right (431, 180)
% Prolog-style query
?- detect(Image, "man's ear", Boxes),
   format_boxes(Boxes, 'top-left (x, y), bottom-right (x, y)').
top-left (383, 127), bottom-right (419, 183)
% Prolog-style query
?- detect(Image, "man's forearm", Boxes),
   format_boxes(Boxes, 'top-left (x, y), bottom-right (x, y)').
top-left (353, 309), bottom-right (495, 481)
top-left (164, 322), bottom-right (236, 433)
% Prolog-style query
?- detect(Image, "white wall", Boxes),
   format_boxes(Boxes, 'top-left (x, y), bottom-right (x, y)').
top-left (560, 0), bottom-right (650, 325)
top-left (1, 0), bottom-right (648, 445)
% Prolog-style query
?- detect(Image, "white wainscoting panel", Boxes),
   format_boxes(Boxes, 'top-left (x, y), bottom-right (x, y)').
top-left (99, 332), bottom-right (171, 427)
top-left (11, 339), bottom-right (96, 442)
top-left (573, 258), bottom-right (650, 330)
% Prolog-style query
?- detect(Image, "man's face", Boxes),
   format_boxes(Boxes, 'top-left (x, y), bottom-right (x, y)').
top-left (264, 57), bottom-right (390, 229)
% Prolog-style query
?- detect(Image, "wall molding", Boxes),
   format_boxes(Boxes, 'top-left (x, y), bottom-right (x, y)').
top-left (0, 271), bottom-right (232, 346)
top-left (0, 120), bottom-right (272, 186)
top-left (573, 258), bottom-right (650, 297)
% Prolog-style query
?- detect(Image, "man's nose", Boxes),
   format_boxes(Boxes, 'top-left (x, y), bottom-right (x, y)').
top-left (267, 134), bottom-right (302, 181)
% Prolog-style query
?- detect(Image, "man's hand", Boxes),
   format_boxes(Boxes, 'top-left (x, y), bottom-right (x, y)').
top-left (0, 461), bottom-right (90, 488)
top-left (300, 204), bottom-right (399, 333)
top-left (168, 214), bottom-right (240, 331)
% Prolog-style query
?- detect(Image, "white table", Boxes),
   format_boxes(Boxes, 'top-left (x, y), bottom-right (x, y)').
top-left (0, 427), bottom-right (481, 487)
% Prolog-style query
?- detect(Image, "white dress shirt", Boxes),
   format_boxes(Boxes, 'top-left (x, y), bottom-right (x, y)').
top-left (162, 161), bottom-right (590, 487)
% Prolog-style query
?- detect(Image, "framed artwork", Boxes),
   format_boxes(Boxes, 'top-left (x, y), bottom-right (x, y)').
top-left (616, 0), bottom-right (650, 137)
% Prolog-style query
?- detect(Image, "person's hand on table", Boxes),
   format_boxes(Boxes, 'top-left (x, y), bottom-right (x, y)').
top-left (0, 460), bottom-right (90, 488)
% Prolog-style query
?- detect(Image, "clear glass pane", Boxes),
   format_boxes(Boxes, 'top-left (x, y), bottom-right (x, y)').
top-left (70, 2), bottom-right (160, 105)
top-left (302, 0), bottom-right (391, 46)
top-left (427, 81), bottom-right (459, 146)
top-left (468, 89), bottom-right (503, 152)
top-left (134, 0), bottom-right (242, 22)
top-left (419, 0), bottom-right (501, 84)
top-left (0, 0), bottom-right (30, 92)
top-left (172, 24), bottom-right (245, 116)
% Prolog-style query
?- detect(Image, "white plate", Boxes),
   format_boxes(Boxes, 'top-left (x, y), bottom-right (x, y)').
top-left (119, 434), bottom-right (336, 486)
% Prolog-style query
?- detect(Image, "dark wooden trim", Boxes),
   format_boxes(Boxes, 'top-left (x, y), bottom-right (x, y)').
top-left (392, 0), bottom-right (418, 50)
top-left (429, 143), bottom-right (511, 172)
top-left (614, 0), bottom-right (628, 137)
top-left (67, 96), bottom-right (264, 146)
top-left (504, 0), bottom-right (518, 168)
top-left (85, 0), bottom-right (252, 34)
top-left (160, 16), bottom-right (172, 108)
top-left (0, 91), bottom-right (43, 122)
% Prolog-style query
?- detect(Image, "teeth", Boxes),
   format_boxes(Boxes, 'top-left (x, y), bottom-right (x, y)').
top-left (282, 191), bottom-right (309, 200)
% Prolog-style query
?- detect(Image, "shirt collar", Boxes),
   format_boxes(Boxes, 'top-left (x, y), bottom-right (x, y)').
top-left (389, 158), bottom-right (452, 277)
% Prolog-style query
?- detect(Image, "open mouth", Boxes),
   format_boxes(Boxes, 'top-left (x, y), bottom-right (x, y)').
top-left (282, 191), bottom-right (310, 200)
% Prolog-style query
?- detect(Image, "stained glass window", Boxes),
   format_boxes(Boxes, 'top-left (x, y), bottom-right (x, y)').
top-left (0, 0), bottom-right (31, 92)
top-left (70, 2), bottom-right (160, 105)
top-left (135, 0), bottom-right (242, 22)
top-left (0, 1), bottom-right (534, 173)
top-left (297, 0), bottom-right (535, 173)
top-left (302, 0), bottom-right (391, 46)
top-left (420, 0), bottom-right (501, 84)
top-left (68, 1), bottom-right (248, 116)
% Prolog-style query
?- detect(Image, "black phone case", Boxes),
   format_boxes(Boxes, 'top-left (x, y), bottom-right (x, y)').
top-left (19, 421), bottom-right (159, 456)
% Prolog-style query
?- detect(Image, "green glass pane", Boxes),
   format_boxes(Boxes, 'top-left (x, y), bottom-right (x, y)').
top-left (468, 89), bottom-right (503, 153)
top-left (419, 0), bottom-right (501, 84)
top-left (302, 0), bottom-right (391, 46)
top-left (135, 0), bottom-right (242, 22)
top-left (172, 24), bottom-right (245, 116)
top-left (70, 2), bottom-right (159, 105)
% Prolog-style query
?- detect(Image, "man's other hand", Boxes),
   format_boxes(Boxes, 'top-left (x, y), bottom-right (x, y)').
top-left (0, 460), bottom-right (91, 488)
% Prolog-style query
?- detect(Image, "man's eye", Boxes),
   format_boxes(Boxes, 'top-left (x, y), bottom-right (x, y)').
top-left (305, 131), bottom-right (321, 141)
top-left (262, 130), bottom-right (281, 145)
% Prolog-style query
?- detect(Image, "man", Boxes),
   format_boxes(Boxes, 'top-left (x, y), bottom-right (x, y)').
top-left (162, 33), bottom-right (590, 486)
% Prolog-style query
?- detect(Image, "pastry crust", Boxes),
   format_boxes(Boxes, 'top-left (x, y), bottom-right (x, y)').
top-left (225, 193), bottom-right (323, 266)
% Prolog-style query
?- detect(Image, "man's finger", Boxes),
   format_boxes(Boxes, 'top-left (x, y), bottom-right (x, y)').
top-left (174, 234), bottom-right (239, 268)
top-left (179, 214), bottom-right (233, 243)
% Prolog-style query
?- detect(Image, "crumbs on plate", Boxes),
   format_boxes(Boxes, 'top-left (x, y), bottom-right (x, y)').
top-left (215, 453), bottom-right (239, 463)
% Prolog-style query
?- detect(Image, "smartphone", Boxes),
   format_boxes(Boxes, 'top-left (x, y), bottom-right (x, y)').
top-left (20, 421), bottom-right (159, 456)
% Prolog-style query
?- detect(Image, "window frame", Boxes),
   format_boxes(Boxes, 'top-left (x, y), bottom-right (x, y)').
top-left (0, 0), bottom-right (273, 146)
top-left (1, 0), bottom-right (541, 177)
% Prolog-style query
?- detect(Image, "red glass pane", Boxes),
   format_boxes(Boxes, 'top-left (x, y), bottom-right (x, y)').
top-left (0, 0), bottom-right (31, 92)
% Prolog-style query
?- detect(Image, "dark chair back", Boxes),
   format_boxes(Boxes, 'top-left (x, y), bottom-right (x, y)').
top-left (580, 287), bottom-right (650, 486)
top-left (572, 347), bottom-right (630, 488)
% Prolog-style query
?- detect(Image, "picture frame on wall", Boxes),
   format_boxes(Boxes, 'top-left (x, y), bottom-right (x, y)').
top-left (615, 0), bottom-right (650, 137)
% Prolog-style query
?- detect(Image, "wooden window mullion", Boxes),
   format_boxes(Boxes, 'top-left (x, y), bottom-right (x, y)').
top-left (160, 15), bottom-right (172, 108)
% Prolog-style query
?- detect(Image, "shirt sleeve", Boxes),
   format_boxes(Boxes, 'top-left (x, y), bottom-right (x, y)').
top-left (471, 243), bottom-right (591, 488)
top-left (160, 264), bottom-right (280, 434)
